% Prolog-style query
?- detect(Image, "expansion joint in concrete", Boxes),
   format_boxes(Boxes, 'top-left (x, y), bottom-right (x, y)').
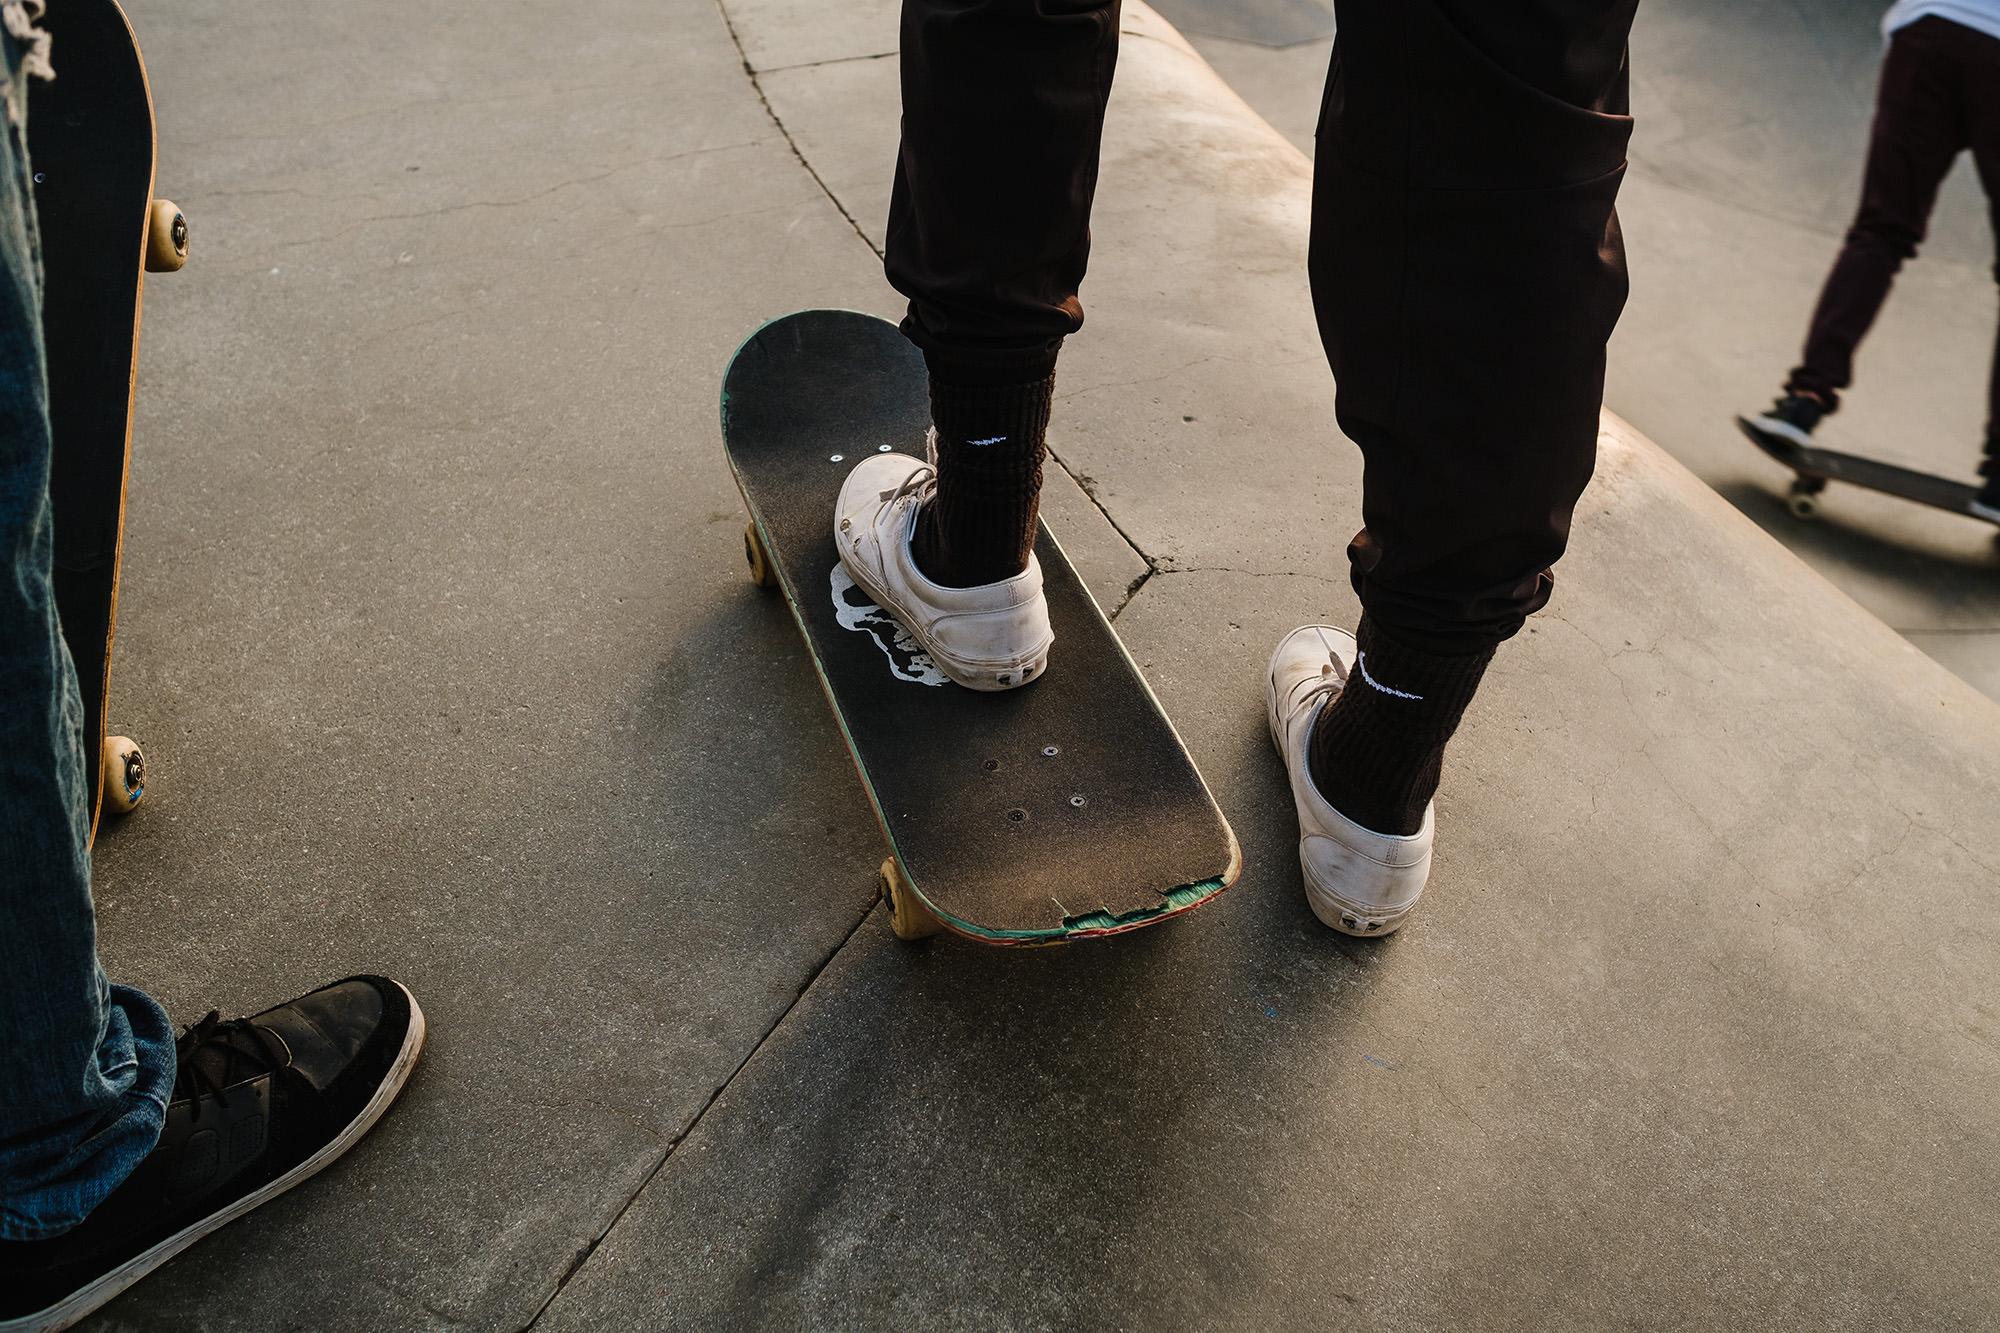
top-left (756, 50), bottom-right (896, 75)
top-left (519, 883), bottom-right (885, 1330)
top-left (1044, 445), bottom-right (1158, 619)
top-left (712, 0), bottom-right (884, 260)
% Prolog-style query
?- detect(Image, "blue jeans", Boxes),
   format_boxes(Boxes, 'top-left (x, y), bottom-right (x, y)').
top-left (0, 24), bottom-right (175, 1242)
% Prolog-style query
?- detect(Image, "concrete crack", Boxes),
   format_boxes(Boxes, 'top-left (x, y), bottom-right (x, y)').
top-left (713, 0), bottom-right (883, 261)
top-left (1044, 446), bottom-right (1155, 616)
top-left (754, 50), bottom-right (896, 75)
top-left (518, 885), bottom-right (884, 1329)
top-left (1110, 567), bottom-right (1153, 620)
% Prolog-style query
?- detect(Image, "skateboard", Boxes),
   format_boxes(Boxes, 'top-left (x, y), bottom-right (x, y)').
top-left (32, 0), bottom-right (188, 845)
top-left (1737, 414), bottom-right (1996, 526)
top-left (723, 310), bottom-right (1240, 944)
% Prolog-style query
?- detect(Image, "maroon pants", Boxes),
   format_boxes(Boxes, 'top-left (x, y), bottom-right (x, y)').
top-left (1787, 16), bottom-right (2000, 476)
top-left (887, 0), bottom-right (1637, 654)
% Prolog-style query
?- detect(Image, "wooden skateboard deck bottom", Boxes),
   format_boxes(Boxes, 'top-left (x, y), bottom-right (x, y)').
top-left (34, 0), bottom-right (178, 842)
top-left (722, 310), bottom-right (1239, 944)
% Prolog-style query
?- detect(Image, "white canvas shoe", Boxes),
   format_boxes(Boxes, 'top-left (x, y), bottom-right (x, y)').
top-left (1266, 624), bottom-right (1433, 936)
top-left (834, 451), bottom-right (1053, 692)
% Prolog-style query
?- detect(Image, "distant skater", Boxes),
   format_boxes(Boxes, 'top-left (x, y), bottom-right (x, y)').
top-left (834, 0), bottom-right (1638, 934)
top-left (1743, 0), bottom-right (2000, 521)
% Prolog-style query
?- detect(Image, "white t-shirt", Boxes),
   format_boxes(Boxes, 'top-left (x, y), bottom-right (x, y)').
top-left (1882, 0), bottom-right (2000, 42)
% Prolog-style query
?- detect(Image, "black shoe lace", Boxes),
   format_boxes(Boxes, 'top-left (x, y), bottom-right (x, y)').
top-left (173, 1011), bottom-right (290, 1115)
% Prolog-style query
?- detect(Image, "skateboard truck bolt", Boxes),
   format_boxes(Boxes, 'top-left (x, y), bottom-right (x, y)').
top-left (1070, 795), bottom-right (1086, 807)
top-left (1007, 808), bottom-right (1027, 822)
top-left (829, 454), bottom-right (844, 462)
top-left (1042, 745), bottom-right (1059, 757)
top-left (983, 758), bottom-right (999, 770)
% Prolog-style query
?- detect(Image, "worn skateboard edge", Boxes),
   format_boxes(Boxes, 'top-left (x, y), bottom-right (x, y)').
top-left (722, 310), bottom-right (1242, 943)
top-left (1736, 415), bottom-right (1994, 525)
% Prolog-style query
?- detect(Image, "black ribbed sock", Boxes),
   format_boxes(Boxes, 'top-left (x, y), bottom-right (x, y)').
top-left (1307, 615), bottom-right (1496, 837)
top-left (912, 370), bottom-right (1056, 588)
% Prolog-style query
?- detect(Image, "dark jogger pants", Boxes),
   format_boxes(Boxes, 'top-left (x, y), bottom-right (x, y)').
top-left (887, 0), bottom-right (1637, 654)
top-left (1785, 16), bottom-right (2000, 479)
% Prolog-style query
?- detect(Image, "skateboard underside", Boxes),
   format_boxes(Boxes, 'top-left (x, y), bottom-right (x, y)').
top-left (722, 310), bottom-right (1239, 944)
top-left (33, 0), bottom-right (158, 840)
top-left (1737, 416), bottom-right (1993, 525)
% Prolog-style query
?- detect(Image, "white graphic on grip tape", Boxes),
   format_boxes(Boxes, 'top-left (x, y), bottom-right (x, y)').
top-left (830, 565), bottom-right (949, 687)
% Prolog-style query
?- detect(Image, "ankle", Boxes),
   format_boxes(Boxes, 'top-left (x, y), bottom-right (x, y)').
top-left (1307, 616), bottom-right (1494, 836)
top-left (912, 372), bottom-right (1056, 588)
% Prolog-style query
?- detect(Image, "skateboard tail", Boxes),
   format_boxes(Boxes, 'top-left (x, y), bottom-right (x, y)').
top-left (898, 824), bottom-right (1242, 945)
top-left (717, 307), bottom-right (890, 442)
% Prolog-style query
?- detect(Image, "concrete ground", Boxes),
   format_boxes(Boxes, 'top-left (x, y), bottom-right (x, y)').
top-left (1178, 0), bottom-right (2000, 703)
top-left (80, 0), bottom-right (2000, 1328)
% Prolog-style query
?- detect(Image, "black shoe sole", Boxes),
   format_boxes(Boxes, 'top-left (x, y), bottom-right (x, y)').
top-left (2, 984), bottom-right (427, 1333)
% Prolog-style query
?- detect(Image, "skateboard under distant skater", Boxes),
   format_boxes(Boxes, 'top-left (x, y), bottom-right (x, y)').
top-left (32, 0), bottom-right (188, 845)
top-left (723, 310), bottom-right (1240, 944)
top-left (1737, 414), bottom-right (1997, 527)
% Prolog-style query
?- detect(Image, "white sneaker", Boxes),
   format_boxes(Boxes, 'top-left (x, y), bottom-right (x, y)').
top-left (834, 451), bottom-right (1053, 692)
top-left (1266, 624), bottom-right (1433, 936)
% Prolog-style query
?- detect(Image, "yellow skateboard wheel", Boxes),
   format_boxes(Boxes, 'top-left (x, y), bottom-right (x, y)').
top-left (102, 735), bottom-right (145, 815)
top-left (881, 858), bottom-right (942, 940)
top-left (145, 199), bottom-right (187, 272)
top-left (743, 521), bottom-right (778, 589)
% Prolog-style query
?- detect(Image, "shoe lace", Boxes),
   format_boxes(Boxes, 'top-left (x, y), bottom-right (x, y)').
top-left (1291, 627), bottom-right (1351, 717)
top-left (173, 1011), bottom-right (289, 1115)
top-left (880, 460), bottom-right (937, 509)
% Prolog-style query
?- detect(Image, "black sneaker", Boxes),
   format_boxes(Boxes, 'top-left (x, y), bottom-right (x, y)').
top-left (1746, 392), bottom-right (1827, 448)
top-left (1973, 477), bottom-right (2000, 523)
top-left (0, 977), bottom-right (425, 1333)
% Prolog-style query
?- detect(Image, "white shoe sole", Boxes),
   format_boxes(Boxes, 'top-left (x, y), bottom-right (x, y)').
top-left (5, 984), bottom-right (428, 1333)
top-left (839, 554), bottom-right (1050, 692)
top-left (1750, 413), bottom-right (1815, 449)
top-left (1298, 866), bottom-right (1417, 936)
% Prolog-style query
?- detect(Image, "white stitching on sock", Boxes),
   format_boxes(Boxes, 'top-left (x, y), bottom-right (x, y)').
top-left (1356, 651), bottom-right (1423, 701)
top-left (967, 435), bottom-right (1006, 446)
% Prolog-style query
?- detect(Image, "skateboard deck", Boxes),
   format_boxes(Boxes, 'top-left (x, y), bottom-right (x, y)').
top-left (32, 0), bottom-right (187, 844)
top-left (1737, 415), bottom-right (1995, 525)
top-left (723, 310), bottom-right (1240, 944)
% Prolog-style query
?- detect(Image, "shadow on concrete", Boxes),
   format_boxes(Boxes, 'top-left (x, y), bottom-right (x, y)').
top-left (1713, 478), bottom-right (2000, 624)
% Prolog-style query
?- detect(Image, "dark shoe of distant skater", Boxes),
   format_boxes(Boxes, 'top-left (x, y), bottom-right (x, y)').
top-left (1974, 476), bottom-right (2000, 523)
top-left (1742, 391), bottom-right (1829, 449)
top-left (0, 977), bottom-right (425, 1333)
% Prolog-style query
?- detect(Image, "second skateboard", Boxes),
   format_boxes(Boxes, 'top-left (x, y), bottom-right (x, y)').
top-left (32, 0), bottom-right (189, 844)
